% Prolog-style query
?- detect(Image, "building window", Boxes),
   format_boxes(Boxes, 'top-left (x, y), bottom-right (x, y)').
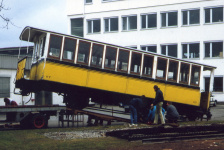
top-left (161, 11), bottom-right (178, 27)
top-left (141, 13), bottom-right (157, 29)
top-left (161, 44), bottom-right (177, 57)
top-left (182, 9), bottom-right (200, 25)
top-left (141, 45), bottom-right (157, 53)
top-left (205, 77), bottom-right (223, 92)
top-left (205, 6), bottom-right (223, 23)
top-left (204, 41), bottom-right (223, 58)
top-left (85, 0), bottom-right (92, 4)
top-left (182, 43), bottom-right (200, 59)
top-left (87, 19), bottom-right (101, 33)
top-left (71, 18), bottom-right (83, 37)
top-left (104, 17), bottom-right (118, 32)
top-left (122, 15), bottom-right (137, 31)
top-left (0, 77), bottom-right (10, 98)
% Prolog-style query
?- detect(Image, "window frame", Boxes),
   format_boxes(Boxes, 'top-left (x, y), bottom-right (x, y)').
top-left (161, 11), bottom-right (178, 28)
top-left (117, 49), bottom-right (130, 73)
top-left (87, 19), bottom-right (101, 34)
top-left (167, 60), bottom-right (179, 82)
top-left (104, 46), bottom-right (118, 70)
top-left (141, 13), bottom-right (157, 29)
top-left (182, 43), bottom-right (200, 59)
top-left (182, 8), bottom-right (200, 26)
top-left (179, 62), bottom-right (190, 84)
top-left (104, 17), bottom-right (119, 32)
top-left (62, 37), bottom-right (77, 62)
top-left (85, 0), bottom-right (92, 4)
top-left (130, 52), bottom-right (142, 75)
top-left (190, 65), bottom-right (201, 86)
top-left (90, 43), bottom-right (105, 68)
top-left (122, 15), bottom-right (137, 31)
top-left (156, 57), bottom-right (168, 80)
top-left (204, 41), bottom-right (223, 58)
top-left (47, 34), bottom-right (63, 60)
top-left (161, 44), bottom-right (178, 58)
top-left (141, 45), bottom-right (157, 53)
top-left (142, 54), bottom-right (154, 78)
top-left (0, 77), bottom-right (10, 98)
top-left (204, 6), bottom-right (223, 24)
top-left (77, 40), bottom-right (91, 65)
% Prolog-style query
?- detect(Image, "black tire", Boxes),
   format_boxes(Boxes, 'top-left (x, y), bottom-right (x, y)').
top-left (30, 114), bottom-right (48, 129)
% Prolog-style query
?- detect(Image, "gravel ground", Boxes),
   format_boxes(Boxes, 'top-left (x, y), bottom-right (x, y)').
top-left (44, 130), bottom-right (107, 140)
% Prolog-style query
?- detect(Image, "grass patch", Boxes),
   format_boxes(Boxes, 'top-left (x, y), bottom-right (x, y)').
top-left (0, 121), bottom-right (223, 150)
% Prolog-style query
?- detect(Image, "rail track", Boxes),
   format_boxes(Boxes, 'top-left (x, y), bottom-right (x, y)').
top-left (106, 124), bottom-right (224, 143)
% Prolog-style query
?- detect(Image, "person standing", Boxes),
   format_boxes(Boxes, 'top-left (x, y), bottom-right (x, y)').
top-left (151, 85), bottom-right (165, 125)
top-left (166, 102), bottom-right (179, 123)
top-left (129, 95), bottom-right (144, 127)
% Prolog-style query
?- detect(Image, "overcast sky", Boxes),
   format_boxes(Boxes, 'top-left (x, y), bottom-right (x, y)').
top-left (0, 0), bottom-right (67, 48)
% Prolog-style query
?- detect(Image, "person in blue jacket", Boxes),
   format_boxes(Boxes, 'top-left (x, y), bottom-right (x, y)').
top-left (147, 106), bottom-right (165, 124)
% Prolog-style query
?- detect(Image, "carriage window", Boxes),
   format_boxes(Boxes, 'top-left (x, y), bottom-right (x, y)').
top-left (91, 44), bottom-right (104, 68)
top-left (63, 38), bottom-right (77, 61)
top-left (143, 55), bottom-right (154, 77)
top-left (180, 63), bottom-right (190, 84)
top-left (48, 35), bottom-right (62, 58)
top-left (156, 58), bottom-right (167, 79)
top-left (191, 65), bottom-right (200, 86)
top-left (131, 52), bottom-right (142, 74)
top-left (168, 60), bottom-right (178, 81)
top-left (105, 46), bottom-right (117, 70)
top-left (77, 40), bottom-right (91, 64)
top-left (118, 49), bottom-right (129, 72)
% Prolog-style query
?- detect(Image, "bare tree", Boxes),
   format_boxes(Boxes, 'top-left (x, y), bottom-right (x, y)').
top-left (0, 0), bottom-right (14, 29)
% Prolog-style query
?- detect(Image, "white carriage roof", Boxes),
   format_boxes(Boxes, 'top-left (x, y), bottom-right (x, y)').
top-left (20, 26), bottom-right (217, 70)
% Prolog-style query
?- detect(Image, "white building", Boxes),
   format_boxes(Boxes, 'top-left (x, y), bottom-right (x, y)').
top-left (0, 47), bottom-right (64, 106)
top-left (66, 0), bottom-right (224, 102)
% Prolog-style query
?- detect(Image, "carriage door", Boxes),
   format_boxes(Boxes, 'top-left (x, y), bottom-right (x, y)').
top-left (200, 92), bottom-right (210, 111)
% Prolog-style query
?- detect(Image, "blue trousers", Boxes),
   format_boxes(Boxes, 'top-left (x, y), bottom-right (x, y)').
top-left (129, 105), bottom-right (137, 124)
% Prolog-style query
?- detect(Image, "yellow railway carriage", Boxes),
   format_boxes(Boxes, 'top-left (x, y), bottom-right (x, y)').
top-left (15, 26), bottom-right (216, 120)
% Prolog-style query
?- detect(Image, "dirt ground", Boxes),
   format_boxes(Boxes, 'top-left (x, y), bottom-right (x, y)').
top-left (129, 139), bottom-right (224, 150)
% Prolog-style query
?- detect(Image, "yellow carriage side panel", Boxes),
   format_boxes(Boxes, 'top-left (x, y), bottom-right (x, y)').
top-left (125, 78), bottom-right (157, 98)
top-left (86, 71), bottom-right (128, 93)
top-left (16, 58), bottom-right (27, 81)
top-left (164, 84), bottom-right (200, 106)
top-left (42, 62), bottom-right (88, 87)
top-left (29, 65), bottom-right (37, 80)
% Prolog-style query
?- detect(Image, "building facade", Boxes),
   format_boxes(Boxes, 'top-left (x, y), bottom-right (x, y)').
top-left (0, 47), bottom-right (64, 106)
top-left (66, 0), bottom-right (224, 101)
